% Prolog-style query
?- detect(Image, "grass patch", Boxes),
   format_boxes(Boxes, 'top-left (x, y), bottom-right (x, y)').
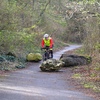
top-left (72, 73), bottom-right (81, 79)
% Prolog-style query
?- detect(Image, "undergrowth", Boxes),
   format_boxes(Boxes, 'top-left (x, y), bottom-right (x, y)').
top-left (72, 48), bottom-right (100, 93)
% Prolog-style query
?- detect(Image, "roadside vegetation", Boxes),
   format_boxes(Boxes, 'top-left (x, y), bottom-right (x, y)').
top-left (0, 0), bottom-right (100, 98)
top-left (70, 45), bottom-right (100, 100)
top-left (70, 0), bottom-right (100, 95)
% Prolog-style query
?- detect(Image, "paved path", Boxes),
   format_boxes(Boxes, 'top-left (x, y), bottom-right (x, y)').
top-left (0, 45), bottom-right (95, 100)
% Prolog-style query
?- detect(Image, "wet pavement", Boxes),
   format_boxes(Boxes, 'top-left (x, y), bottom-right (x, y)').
top-left (0, 45), bottom-right (95, 100)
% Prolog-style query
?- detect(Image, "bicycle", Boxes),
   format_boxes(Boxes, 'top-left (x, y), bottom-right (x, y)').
top-left (41, 46), bottom-right (50, 61)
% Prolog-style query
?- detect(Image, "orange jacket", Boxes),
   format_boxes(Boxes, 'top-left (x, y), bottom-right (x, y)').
top-left (41, 37), bottom-right (54, 48)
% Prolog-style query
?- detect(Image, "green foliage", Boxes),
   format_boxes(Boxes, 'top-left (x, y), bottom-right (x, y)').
top-left (90, 73), bottom-right (97, 77)
top-left (95, 43), bottom-right (100, 52)
top-left (94, 63), bottom-right (100, 71)
top-left (15, 63), bottom-right (25, 69)
top-left (83, 0), bottom-right (97, 4)
top-left (75, 48), bottom-right (85, 54)
top-left (0, 30), bottom-right (42, 58)
top-left (0, 56), bottom-right (6, 62)
top-left (85, 55), bottom-right (92, 64)
top-left (0, 61), bottom-right (14, 71)
top-left (69, 0), bottom-right (99, 4)
top-left (84, 83), bottom-right (94, 88)
top-left (72, 73), bottom-right (81, 79)
top-left (0, 54), bottom-right (26, 71)
top-left (83, 33), bottom-right (100, 54)
top-left (83, 82), bottom-right (100, 92)
top-left (0, 0), bottom-right (100, 57)
top-left (0, 0), bottom-right (44, 31)
top-left (1, 55), bottom-right (16, 62)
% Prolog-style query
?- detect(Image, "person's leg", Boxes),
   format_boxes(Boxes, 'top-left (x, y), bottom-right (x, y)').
top-left (50, 50), bottom-right (53, 58)
top-left (43, 51), bottom-right (47, 61)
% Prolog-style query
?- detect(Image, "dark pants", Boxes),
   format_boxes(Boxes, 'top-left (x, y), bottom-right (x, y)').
top-left (44, 46), bottom-right (53, 58)
top-left (49, 50), bottom-right (53, 58)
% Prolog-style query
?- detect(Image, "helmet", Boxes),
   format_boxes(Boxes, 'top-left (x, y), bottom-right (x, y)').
top-left (44, 34), bottom-right (49, 38)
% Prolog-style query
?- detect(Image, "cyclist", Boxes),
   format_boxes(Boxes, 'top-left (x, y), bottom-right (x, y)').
top-left (41, 34), bottom-right (54, 59)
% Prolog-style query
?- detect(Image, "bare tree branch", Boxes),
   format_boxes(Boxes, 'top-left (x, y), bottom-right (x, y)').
top-left (39, 0), bottom-right (51, 17)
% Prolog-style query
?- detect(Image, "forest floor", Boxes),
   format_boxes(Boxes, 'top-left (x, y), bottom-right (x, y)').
top-left (64, 50), bottom-right (100, 100)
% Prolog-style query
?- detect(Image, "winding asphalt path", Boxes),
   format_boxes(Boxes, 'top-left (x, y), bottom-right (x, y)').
top-left (0, 45), bottom-right (95, 100)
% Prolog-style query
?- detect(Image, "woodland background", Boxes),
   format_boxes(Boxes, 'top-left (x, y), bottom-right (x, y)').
top-left (0, 0), bottom-right (100, 95)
